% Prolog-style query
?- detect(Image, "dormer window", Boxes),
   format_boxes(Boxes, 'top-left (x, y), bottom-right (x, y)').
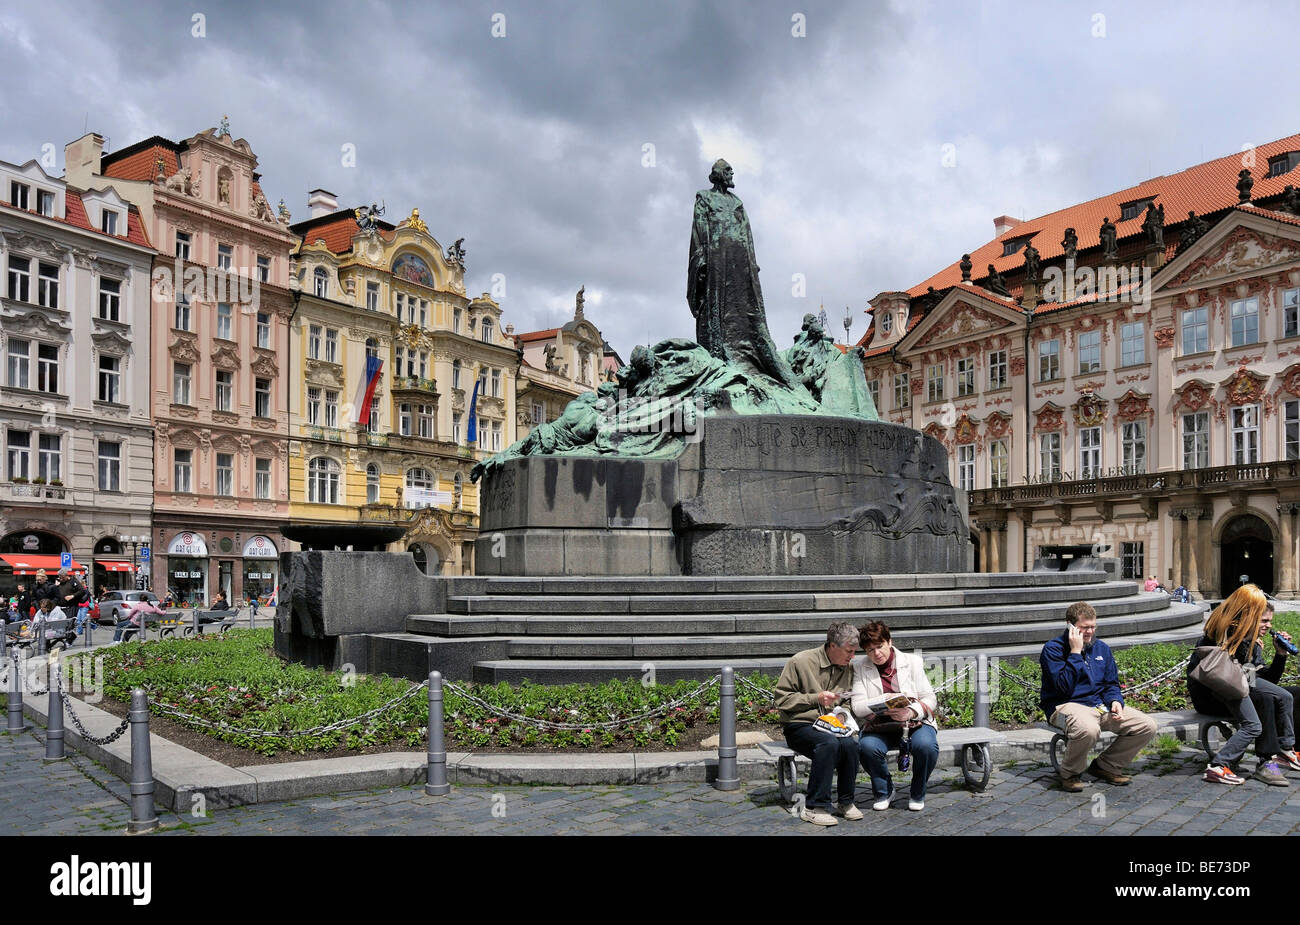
top-left (1269, 152), bottom-right (1300, 177)
top-left (36, 190), bottom-right (54, 217)
top-left (314, 267), bottom-right (328, 298)
top-left (1120, 198), bottom-right (1153, 222)
top-left (880, 312), bottom-right (893, 334)
top-left (480, 317), bottom-right (493, 343)
top-left (9, 181), bottom-right (29, 210)
top-left (1002, 236), bottom-right (1032, 256)
top-left (101, 210), bottom-right (119, 236)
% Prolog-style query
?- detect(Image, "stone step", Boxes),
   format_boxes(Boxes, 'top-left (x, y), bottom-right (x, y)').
top-left (468, 620), bottom-right (1207, 685)
top-left (443, 580), bottom-right (1136, 615)
top-left (468, 571), bottom-right (1106, 596)
top-left (409, 591), bottom-right (1170, 637)
top-left (496, 607), bottom-right (1201, 659)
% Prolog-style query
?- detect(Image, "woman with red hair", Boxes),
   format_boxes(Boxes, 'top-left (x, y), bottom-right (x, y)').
top-left (1188, 584), bottom-right (1298, 786)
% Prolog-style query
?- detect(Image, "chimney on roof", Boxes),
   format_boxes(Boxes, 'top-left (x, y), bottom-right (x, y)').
top-left (993, 215), bottom-right (1023, 237)
top-left (307, 189), bottom-right (338, 219)
top-left (64, 133), bottom-right (105, 187)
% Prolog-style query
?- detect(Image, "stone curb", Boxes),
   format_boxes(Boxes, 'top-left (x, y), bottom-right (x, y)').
top-left (12, 689), bottom-right (1221, 808)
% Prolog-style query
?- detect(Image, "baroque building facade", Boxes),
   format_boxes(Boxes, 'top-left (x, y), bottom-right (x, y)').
top-left (513, 286), bottom-right (613, 441)
top-left (0, 155), bottom-right (155, 596)
top-left (288, 193), bottom-right (513, 575)
top-left (67, 126), bottom-right (297, 605)
top-left (858, 132), bottom-right (1300, 600)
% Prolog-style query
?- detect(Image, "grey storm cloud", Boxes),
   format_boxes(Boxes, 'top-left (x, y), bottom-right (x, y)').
top-left (3, 0), bottom-right (1300, 358)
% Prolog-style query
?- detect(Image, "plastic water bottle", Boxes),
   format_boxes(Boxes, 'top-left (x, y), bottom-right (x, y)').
top-left (1272, 630), bottom-right (1299, 656)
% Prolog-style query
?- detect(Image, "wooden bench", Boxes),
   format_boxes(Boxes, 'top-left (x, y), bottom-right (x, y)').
top-left (759, 726), bottom-right (1006, 804)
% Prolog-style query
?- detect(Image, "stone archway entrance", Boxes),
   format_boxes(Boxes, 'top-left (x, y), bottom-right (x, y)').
top-left (1220, 513), bottom-right (1274, 596)
top-left (407, 541), bottom-right (444, 576)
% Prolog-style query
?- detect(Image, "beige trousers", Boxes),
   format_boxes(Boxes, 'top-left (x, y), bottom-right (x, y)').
top-left (1050, 702), bottom-right (1158, 778)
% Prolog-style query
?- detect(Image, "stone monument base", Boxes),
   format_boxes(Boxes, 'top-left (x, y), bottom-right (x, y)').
top-left (474, 414), bottom-right (968, 576)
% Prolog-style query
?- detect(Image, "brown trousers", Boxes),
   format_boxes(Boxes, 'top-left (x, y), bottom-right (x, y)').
top-left (1050, 702), bottom-right (1157, 778)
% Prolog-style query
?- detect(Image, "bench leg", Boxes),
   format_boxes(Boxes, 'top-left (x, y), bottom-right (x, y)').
top-left (776, 755), bottom-right (798, 805)
top-left (1050, 733), bottom-right (1066, 775)
top-left (961, 743), bottom-right (992, 792)
top-left (1199, 721), bottom-right (1235, 763)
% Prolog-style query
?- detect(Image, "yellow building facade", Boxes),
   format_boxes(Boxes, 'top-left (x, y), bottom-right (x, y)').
top-left (286, 195), bottom-right (514, 574)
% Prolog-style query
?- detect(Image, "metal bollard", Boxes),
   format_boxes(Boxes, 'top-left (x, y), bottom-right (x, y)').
top-left (45, 657), bottom-right (64, 761)
top-left (127, 688), bottom-right (158, 833)
top-left (6, 652), bottom-right (27, 733)
top-left (248, 606), bottom-right (255, 630)
top-left (84, 618), bottom-right (93, 649)
top-left (715, 666), bottom-right (740, 791)
top-left (974, 653), bottom-right (990, 729)
top-left (425, 671), bottom-right (450, 796)
top-left (191, 608), bottom-right (199, 637)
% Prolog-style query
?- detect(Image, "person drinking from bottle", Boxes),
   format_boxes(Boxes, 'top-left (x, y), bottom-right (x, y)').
top-left (1188, 588), bottom-right (1300, 785)
top-left (851, 621), bottom-right (939, 812)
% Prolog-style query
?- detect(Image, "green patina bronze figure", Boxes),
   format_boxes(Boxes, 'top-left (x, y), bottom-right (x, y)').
top-left (469, 161), bottom-right (877, 484)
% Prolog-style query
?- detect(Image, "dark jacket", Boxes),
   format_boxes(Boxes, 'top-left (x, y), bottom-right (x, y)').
top-left (1187, 634), bottom-right (1287, 714)
top-left (55, 577), bottom-right (87, 610)
top-left (210, 598), bottom-right (230, 611)
top-left (1040, 632), bottom-right (1123, 716)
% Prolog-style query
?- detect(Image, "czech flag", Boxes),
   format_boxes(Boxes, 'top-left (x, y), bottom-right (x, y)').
top-left (355, 355), bottom-right (383, 426)
top-left (466, 376), bottom-right (480, 445)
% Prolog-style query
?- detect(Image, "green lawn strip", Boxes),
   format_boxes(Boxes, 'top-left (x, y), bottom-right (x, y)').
top-left (51, 614), bottom-right (1300, 756)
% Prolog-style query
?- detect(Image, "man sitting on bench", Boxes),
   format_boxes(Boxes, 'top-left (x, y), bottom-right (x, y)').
top-left (773, 621), bottom-right (861, 826)
top-left (1040, 601), bottom-right (1156, 792)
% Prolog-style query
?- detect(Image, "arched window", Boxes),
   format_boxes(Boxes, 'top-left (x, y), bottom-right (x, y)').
top-left (366, 463), bottom-right (380, 504)
top-left (365, 338), bottom-right (378, 360)
top-left (314, 267), bottom-right (328, 298)
top-left (480, 317), bottom-right (493, 343)
top-left (452, 359), bottom-right (461, 390)
top-left (405, 467), bottom-right (435, 509)
top-left (307, 456), bottom-right (340, 504)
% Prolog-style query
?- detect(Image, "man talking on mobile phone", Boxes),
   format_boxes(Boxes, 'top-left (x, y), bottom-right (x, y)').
top-left (1040, 601), bottom-right (1156, 792)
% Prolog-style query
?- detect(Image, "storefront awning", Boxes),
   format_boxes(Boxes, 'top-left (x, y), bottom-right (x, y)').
top-left (0, 554), bottom-right (85, 574)
top-left (96, 560), bottom-right (135, 573)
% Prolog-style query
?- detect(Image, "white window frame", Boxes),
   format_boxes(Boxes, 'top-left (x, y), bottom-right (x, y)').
top-left (175, 231), bottom-right (191, 260)
top-left (217, 243), bottom-right (233, 271)
top-left (98, 354), bottom-right (121, 403)
top-left (217, 302), bottom-right (233, 340)
top-left (988, 351), bottom-right (1007, 390)
top-left (1079, 426), bottom-right (1101, 478)
top-left (956, 358), bottom-right (975, 397)
top-left (215, 452), bottom-right (234, 496)
top-left (254, 378), bottom-right (271, 418)
top-left (1038, 339), bottom-right (1060, 381)
top-left (98, 277), bottom-right (121, 322)
top-left (894, 373), bottom-right (910, 410)
top-left (1182, 306), bottom-right (1209, 354)
top-left (215, 369), bottom-right (233, 412)
top-left (1120, 321), bottom-right (1145, 366)
top-left (307, 457), bottom-right (340, 504)
top-left (1232, 404), bottom-right (1260, 464)
top-left (1183, 411), bottom-right (1209, 469)
top-left (926, 364), bottom-right (944, 403)
top-left (173, 448), bottom-right (193, 494)
top-left (6, 430), bottom-right (30, 480)
top-left (36, 262), bottom-right (59, 308)
top-left (7, 338), bottom-right (30, 389)
top-left (1077, 330), bottom-right (1101, 374)
top-left (256, 312), bottom-right (271, 349)
top-left (1231, 297), bottom-right (1259, 347)
top-left (957, 443), bottom-right (975, 491)
top-left (1121, 420), bottom-right (1147, 474)
top-left (254, 458), bottom-right (271, 500)
top-left (97, 440), bottom-right (121, 492)
top-left (173, 363), bottom-right (191, 406)
top-left (306, 387), bottom-right (322, 426)
top-left (1287, 400), bottom-right (1300, 461)
top-left (990, 439), bottom-right (1008, 488)
top-left (1039, 432), bottom-right (1061, 480)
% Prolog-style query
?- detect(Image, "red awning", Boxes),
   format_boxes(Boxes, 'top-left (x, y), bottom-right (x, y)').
top-left (0, 554), bottom-right (85, 574)
top-left (96, 560), bottom-right (135, 573)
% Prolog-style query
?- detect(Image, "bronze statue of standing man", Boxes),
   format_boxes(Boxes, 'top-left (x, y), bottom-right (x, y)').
top-left (688, 159), bottom-right (802, 392)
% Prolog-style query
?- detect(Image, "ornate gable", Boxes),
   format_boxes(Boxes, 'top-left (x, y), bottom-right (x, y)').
top-left (1173, 378), bottom-right (1216, 412)
top-left (1115, 388), bottom-right (1153, 422)
top-left (1222, 364), bottom-right (1269, 405)
top-left (913, 301), bottom-right (1011, 349)
top-left (1034, 402), bottom-right (1065, 434)
top-left (169, 331), bottom-right (201, 363)
top-left (1167, 226), bottom-right (1300, 288)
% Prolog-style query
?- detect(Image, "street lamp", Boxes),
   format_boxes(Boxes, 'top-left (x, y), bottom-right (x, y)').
top-left (118, 534), bottom-right (149, 590)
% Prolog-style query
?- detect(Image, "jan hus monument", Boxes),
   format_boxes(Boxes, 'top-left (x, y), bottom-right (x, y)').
top-left (470, 159), bottom-right (967, 576)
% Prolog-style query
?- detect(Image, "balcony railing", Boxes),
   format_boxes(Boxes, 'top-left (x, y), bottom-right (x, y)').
top-left (969, 460), bottom-right (1300, 506)
top-left (392, 376), bottom-right (438, 394)
top-left (4, 482), bottom-right (67, 501)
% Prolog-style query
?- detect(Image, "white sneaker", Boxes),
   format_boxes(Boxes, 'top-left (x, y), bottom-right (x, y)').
top-left (872, 789), bottom-right (894, 811)
top-left (908, 798), bottom-right (925, 812)
top-left (837, 803), bottom-right (864, 821)
top-left (799, 808), bottom-right (838, 826)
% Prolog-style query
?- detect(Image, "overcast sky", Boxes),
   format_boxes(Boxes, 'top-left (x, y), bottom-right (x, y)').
top-left (3, 0), bottom-right (1299, 360)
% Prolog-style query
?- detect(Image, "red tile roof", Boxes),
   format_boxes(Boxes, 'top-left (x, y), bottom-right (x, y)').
top-left (101, 140), bottom-right (183, 182)
top-left (517, 328), bottom-right (561, 343)
top-left (296, 214), bottom-right (361, 254)
top-left (0, 190), bottom-right (151, 250)
top-left (909, 132), bottom-right (1300, 297)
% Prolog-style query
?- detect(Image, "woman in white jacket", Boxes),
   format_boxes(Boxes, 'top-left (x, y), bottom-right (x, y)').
top-left (851, 621), bottom-right (940, 811)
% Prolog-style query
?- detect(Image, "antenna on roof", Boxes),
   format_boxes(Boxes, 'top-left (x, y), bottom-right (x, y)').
top-left (83, 112), bottom-right (88, 134)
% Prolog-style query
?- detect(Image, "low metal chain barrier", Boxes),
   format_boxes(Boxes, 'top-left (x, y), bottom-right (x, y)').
top-left (59, 672), bottom-right (131, 746)
top-left (442, 676), bottom-right (720, 731)
top-left (148, 677), bottom-right (430, 740)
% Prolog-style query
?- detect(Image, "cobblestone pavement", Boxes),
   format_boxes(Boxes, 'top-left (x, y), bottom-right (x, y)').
top-left (4, 727), bottom-right (1299, 836)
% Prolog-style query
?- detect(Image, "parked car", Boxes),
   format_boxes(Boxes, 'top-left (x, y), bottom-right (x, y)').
top-left (96, 590), bottom-right (163, 625)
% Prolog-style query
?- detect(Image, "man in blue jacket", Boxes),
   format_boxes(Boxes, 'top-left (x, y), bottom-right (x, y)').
top-left (1040, 601), bottom-right (1157, 792)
